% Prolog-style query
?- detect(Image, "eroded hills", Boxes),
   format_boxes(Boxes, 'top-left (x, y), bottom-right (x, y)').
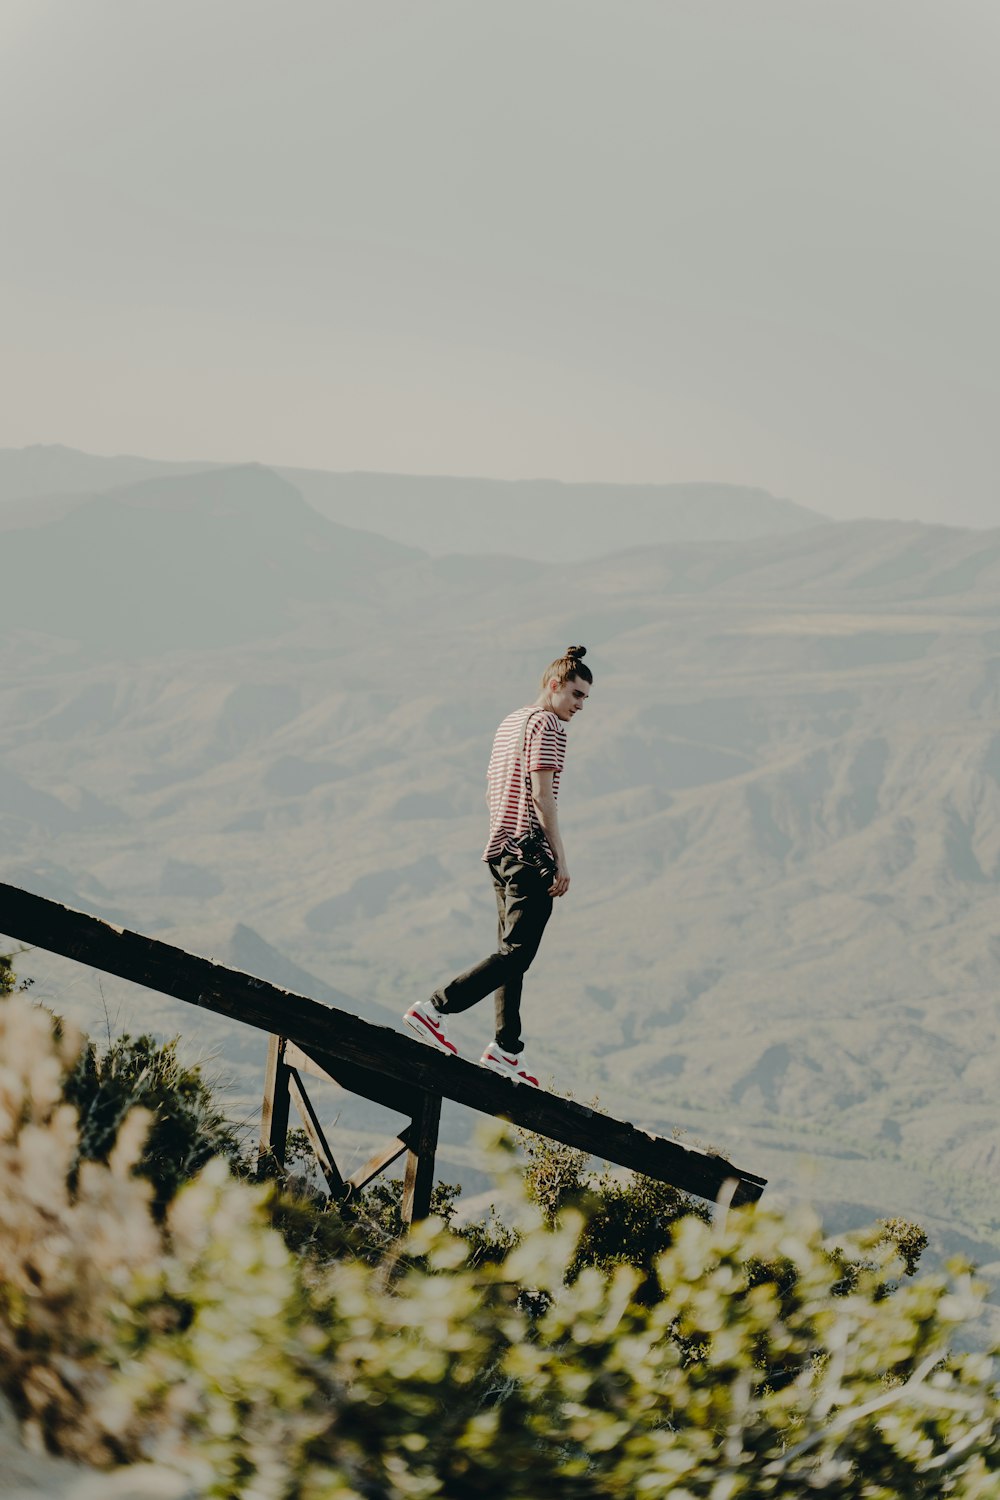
top-left (1, 450), bottom-right (999, 1264)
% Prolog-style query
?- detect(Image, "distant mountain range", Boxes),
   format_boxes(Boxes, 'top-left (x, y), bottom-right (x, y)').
top-left (0, 443), bottom-right (827, 560)
top-left (273, 468), bottom-right (827, 558)
top-left (2, 445), bottom-right (1000, 1273)
top-left (0, 443), bottom-right (224, 503)
top-left (0, 464), bottom-right (416, 653)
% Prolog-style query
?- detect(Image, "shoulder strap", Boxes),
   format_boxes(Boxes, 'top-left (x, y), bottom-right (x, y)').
top-left (519, 707), bottom-right (540, 760)
top-left (520, 709), bottom-right (542, 830)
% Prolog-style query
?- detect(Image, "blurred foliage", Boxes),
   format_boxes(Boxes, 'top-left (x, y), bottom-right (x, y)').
top-left (3, 968), bottom-right (998, 1498)
top-left (0, 950), bottom-right (33, 997)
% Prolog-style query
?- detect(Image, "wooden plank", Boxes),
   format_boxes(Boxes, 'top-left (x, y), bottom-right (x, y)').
top-left (302, 1036), bottom-right (766, 1206)
top-left (347, 1126), bottom-right (414, 1192)
top-left (287, 1067), bottom-right (345, 1193)
top-left (402, 1093), bottom-right (441, 1225)
top-left (0, 882), bottom-right (766, 1205)
top-left (285, 1041), bottom-right (337, 1084)
top-left (258, 1035), bottom-right (290, 1173)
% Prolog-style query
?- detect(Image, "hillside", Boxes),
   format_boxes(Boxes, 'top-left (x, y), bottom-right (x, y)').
top-left (0, 444), bottom-right (827, 559)
top-left (276, 469), bottom-right (828, 559)
top-left (0, 464), bottom-right (419, 653)
top-left (1, 475), bottom-right (1000, 1263)
top-left (0, 442), bottom-right (221, 503)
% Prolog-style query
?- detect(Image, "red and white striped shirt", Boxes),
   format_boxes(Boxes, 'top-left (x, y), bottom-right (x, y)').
top-left (482, 707), bottom-right (567, 863)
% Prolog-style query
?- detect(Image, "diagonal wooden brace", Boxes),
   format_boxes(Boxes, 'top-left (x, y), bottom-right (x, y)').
top-left (347, 1125), bottom-right (414, 1193)
top-left (288, 1066), bottom-right (345, 1194)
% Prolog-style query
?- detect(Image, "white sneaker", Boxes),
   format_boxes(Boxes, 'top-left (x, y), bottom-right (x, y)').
top-left (479, 1042), bottom-right (540, 1088)
top-left (404, 999), bottom-right (458, 1056)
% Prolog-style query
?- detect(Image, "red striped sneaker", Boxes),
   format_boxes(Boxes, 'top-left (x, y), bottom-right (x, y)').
top-left (403, 999), bottom-right (458, 1056)
top-left (479, 1042), bottom-right (540, 1088)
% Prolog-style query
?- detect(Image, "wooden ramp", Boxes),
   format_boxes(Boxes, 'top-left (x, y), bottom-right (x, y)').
top-left (0, 881), bottom-right (766, 1221)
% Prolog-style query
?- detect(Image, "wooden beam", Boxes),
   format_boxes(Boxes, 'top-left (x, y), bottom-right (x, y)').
top-left (301, 1035), bottom-right (766, 1206)
top-left (287, 1066), bottom-right (344, 1194)
top-left (347, 1126), bottom-right (414, 1193)
top-left (258, 1035), bottom-right (290, 1175)
top-left (402, 1093), bottom-right (441, 1225)
top-left (285, 1041), bottom-right (338, 1084)
top-left (0, 882), bottom-right (766, 1205)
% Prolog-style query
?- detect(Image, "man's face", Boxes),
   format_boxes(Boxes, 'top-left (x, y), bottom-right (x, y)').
top-left (548, 674), bottom-right (590, 722)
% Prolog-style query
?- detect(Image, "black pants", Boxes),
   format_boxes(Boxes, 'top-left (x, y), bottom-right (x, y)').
top-left (431, 854), bottom-right (553, 1053)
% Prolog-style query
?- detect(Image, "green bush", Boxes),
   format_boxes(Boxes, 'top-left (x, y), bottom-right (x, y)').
top-left (0, 950), bottom-right (32, 998)
top-left (63, 1030), bottom-right (244, 1213)
top-left (2, 984), bottom-right (1000, 1496)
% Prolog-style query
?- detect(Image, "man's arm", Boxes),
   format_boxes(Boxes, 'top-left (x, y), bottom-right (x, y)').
top-left (530, 769), bottom-right (570, 897)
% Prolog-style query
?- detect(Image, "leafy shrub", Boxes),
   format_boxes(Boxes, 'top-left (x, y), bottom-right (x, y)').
top-left (63, 1031), bottom-right (244, 1213)
top-left (0, 951), bottom-right (32, 998)
top-left (519, 1126), bottom-right (590, 1222)
top-left (2, 985), bottom-right (1000, 1497)
top-left (569, 1167), bottom-right (712, 1297)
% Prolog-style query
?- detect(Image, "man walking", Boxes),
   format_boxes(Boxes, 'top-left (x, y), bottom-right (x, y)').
top-left (404, 646), bottom-right (592, 1086)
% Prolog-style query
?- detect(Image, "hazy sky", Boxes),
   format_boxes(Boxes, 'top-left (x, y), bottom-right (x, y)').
top-left (2, 1), bottom-right (998, 526)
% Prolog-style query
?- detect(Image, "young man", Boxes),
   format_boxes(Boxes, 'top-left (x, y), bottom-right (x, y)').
top-left (404, 646), bottom-right (593, 1086)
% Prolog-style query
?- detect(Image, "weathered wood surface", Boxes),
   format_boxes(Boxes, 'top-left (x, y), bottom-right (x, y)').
top-left (0, 881), bottom-right (766, 1205)
top-left (347, 1130), bottom-right (413, 1194)
top-left (402, 1093), bottom-right (441, 1224)
top-left (259, 1034), bottom-right (292, 1169)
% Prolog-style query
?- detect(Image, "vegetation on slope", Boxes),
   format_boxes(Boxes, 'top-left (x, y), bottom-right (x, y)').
top-left (1, 963), bottom-right (999, 1497)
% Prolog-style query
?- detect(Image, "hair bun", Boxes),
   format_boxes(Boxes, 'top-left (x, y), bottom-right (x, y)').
top-left (566, 645), bottom-right (586, 660)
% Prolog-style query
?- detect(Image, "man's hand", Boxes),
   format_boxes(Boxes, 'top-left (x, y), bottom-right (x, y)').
top-left (549, 870), bottom-right (570, 898)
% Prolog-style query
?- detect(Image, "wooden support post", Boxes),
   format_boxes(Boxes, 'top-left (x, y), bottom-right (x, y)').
top-left (402, 1092), bottom-right (441, 1225)
top-left (288, 1067), bottom-right (345, 1194)
top-left (258, 1035), bottom-right (291, 1176)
